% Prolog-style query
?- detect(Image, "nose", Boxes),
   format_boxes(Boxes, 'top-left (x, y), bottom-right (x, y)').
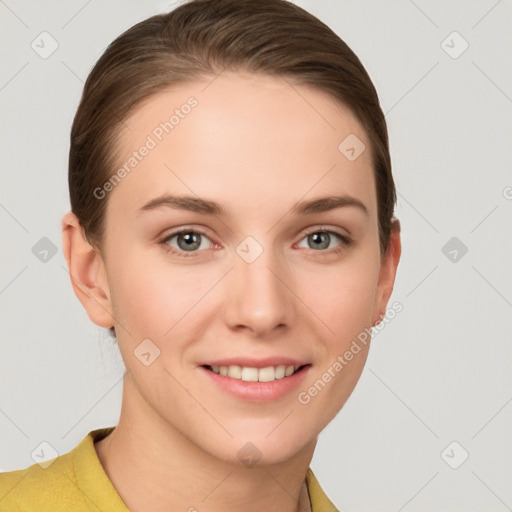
top-left (223, 244), bottom-right (295, 338)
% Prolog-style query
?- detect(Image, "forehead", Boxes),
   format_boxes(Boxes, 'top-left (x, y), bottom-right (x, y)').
top-left (109, 72), bottom-right (376, 220)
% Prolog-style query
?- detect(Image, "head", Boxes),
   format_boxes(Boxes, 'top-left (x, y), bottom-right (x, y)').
top-left (62, 0), bottom-right (401, 465)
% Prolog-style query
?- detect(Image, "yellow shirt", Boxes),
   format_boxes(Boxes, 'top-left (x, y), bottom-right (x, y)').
top-left (0, 427), bottom-right (339, 511)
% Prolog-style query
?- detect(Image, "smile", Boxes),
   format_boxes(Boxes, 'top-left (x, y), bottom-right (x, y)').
top-left (203, 364), bottom-right (307, 382)
top-left (199, 364), bottom-right (312, 402)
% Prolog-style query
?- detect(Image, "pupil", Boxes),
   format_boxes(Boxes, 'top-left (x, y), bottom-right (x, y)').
top-left (311, 232), bottom-right (328, 249)
top-left (180, 232), bottom-right (199, 250)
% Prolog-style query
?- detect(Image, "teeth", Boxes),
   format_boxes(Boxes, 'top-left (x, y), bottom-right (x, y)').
top-left (285, 365), bottom-right (295, 377)
top-left (209, 364), bottom-right (301, 382)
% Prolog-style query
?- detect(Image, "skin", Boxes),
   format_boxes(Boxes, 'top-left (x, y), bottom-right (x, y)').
top-left (62, 72), bottom-right (401, 512)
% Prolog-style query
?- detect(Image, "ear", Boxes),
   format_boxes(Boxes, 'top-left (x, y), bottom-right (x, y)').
top-left (372, 219), bottom-right (402, 326)
top-left (61, 211), bottom-right (114, 329)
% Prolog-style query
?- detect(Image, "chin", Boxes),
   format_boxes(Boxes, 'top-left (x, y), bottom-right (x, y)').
top-left (205, 430), bottom-right (313, 467)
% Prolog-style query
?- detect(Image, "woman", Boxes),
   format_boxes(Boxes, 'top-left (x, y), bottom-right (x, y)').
top-left (0, 0), bottom-right (401, 510)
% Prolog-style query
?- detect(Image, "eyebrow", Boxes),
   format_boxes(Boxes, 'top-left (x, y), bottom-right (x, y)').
top-left (137, 194), bottom-right (369, 217)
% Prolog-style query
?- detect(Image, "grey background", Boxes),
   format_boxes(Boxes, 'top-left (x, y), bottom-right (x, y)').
top-left (1, 0), bottom-right (511, 510)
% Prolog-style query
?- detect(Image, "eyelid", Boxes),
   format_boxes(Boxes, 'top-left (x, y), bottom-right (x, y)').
top-left (158, 225), bottom-right (214, 242)
top-left (299, 224), bottom-right (351, 241)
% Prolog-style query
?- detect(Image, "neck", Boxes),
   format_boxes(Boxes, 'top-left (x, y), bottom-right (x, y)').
top-left (94, 375), bottom-right (315, 512)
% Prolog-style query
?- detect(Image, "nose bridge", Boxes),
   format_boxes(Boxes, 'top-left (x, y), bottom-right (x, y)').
top-left (225, 236), bottom-right (294, 334)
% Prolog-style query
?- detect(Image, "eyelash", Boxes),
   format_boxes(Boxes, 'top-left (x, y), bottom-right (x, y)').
top-left (158, 226), bottom-right (352, 259)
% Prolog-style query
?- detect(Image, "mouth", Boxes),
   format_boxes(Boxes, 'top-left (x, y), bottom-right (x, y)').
top-left (201, 363), bottom-right (311, 383)
top-left (199, 362), bottom-right (312, 402)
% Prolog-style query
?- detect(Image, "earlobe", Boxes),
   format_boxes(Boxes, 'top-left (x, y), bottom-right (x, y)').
top-left (61, 211), bottom-right (114, 329)
top-left (372, 220), bottom-right (402, 325)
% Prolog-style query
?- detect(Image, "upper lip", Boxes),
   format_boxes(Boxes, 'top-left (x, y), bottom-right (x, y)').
top-left (200, 357), bottom-right (311, 369)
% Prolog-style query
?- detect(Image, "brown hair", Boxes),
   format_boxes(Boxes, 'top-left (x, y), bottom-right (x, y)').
top-left (68, 0), bottom-right (398, 339)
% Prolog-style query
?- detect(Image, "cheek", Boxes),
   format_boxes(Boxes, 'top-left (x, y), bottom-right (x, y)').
top-left (301, 256), bottom-right (379, 345)
top-left (294, 264), bottom-right (378, 428)
top-left (108, 249), bottom-right (215, 340)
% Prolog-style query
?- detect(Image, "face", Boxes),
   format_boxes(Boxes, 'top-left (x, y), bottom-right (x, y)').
top-left (87, 72), bottom-right (398, 464)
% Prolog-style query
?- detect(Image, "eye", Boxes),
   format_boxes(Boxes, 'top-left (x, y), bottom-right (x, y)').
top-left (159, 228), bottom-right (214, 258)
top-left (297, 227), bottom-right (351, 255)
top-left (158, 226), bottom-right (352, 259)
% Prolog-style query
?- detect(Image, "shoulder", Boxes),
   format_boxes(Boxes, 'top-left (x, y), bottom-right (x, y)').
top-left (0, 451), bottom-right (83, 512)
top-left (0, 426), bottom-right (116, 512)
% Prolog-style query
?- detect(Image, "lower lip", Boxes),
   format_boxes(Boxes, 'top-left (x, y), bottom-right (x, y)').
top-left (199, 365), bottom-right (311, 402)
